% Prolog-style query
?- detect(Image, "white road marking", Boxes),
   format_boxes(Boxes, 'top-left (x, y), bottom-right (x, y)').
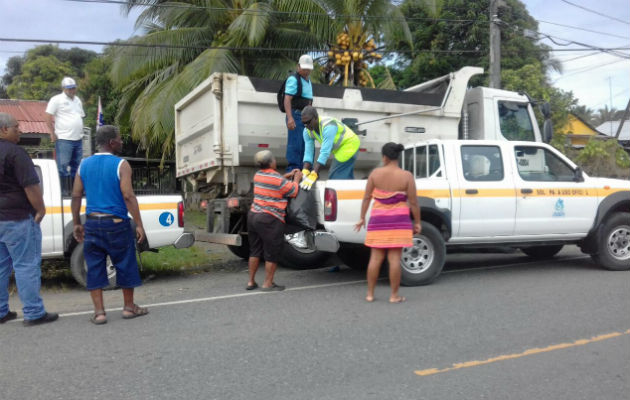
top-left (9, 255), bottom-right (592, 322)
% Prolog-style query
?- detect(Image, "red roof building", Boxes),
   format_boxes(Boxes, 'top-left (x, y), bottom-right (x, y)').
top-left (0, 99), bottom-right (52, 136)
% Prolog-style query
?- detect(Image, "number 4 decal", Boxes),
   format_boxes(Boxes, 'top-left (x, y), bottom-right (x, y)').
top-left (159, 212), bottom-right (175, 227)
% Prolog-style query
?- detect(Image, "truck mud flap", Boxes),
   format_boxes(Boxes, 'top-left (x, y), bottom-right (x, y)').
top-left (194, 230), bottom-right (242, 246)
top-left (174, 232), bottom-right (195, 249)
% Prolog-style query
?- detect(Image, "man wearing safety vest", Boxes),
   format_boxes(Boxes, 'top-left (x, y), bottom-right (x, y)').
top-left (299, 106), bottom-right (360, 190)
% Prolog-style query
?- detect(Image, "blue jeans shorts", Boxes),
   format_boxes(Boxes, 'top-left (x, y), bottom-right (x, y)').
top-left (84, 218), bottom-right (141, 290)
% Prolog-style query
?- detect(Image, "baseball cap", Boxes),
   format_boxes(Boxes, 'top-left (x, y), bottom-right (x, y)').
top-left (61, 77), bottom-right (77, 89)
top-left (298, 55), bottom-right (314, 70)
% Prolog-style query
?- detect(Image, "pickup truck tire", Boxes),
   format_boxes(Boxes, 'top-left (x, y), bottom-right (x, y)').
top-left (279, 242), bottom-right (331, 270)
top-left (70, 243), bottom-right (117, 290)
top-left (591, 212), bottom-right (630, 271)
top-left (521, 245), bottom-right (564, 259)
top-left (400, 222), bottom-right (446, 286)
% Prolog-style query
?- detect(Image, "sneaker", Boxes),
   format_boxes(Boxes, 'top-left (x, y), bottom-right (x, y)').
top-left (0, 311), bottom-right (17, 323)
top-left (286, 232), bottom-right (308, 249)
top-left (23, 312), bottom-right (59, 327)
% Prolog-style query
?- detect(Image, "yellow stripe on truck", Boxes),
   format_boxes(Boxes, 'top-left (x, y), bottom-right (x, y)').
top-left (46, 203), bottom-right (178, 214)
top-left (336, 187), bottom-right (626, 201)
top-left (337, 189), bottom-right (451, 200)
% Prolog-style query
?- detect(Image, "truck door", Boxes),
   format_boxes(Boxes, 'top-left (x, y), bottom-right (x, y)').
top-left (512, 145), bottom-right (598, 235)
top-left (455, 144), bottom-right (516, 237)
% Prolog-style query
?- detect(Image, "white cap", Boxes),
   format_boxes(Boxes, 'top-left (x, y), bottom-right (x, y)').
top-left (298, 54), bottom-right (314, 70)
top-left (61, 77), bottom-right (77, 89)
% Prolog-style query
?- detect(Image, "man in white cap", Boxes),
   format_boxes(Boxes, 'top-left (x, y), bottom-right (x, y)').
top-left (45, 76), bottom-right (85, 190)
top-left (282, 54), bottom-right (314, 173)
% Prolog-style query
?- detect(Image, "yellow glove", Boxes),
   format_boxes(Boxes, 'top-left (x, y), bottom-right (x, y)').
top-left (301, 169), bottom-right (311, 180)
top-left (300, 171), bottom-right (318, 190)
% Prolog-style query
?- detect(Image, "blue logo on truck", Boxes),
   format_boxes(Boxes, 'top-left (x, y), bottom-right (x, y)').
top-left (159, 212), bottom-right (175, 226)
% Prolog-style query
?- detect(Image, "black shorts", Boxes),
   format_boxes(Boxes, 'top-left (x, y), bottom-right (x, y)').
top-left (247, 211), bottom-right (285, 262)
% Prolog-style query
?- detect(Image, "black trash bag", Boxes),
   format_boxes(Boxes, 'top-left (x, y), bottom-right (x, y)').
top-left (286, 188), bottom-right (318, 230)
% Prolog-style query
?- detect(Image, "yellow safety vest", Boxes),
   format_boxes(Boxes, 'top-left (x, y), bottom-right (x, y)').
top-left (306, 117), bottom-right (360, 162)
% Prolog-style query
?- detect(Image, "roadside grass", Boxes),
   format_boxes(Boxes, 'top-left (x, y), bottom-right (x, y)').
top-left (39, 208), bottom-right (224, 287)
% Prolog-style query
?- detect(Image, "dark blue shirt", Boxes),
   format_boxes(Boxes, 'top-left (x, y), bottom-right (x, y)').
top-left (0, 139), bottom-right (40, 221)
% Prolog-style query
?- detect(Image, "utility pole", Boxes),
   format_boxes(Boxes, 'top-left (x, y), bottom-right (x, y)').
top-left (608, 77), bottom-right (613, 135)
top-left (615, 98), bottom-right (630, 139)
top-left (489, 0), bottom-right (501, 89)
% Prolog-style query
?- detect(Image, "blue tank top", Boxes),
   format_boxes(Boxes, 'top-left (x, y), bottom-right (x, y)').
top-left (79, 153), bottom-right (129, 219)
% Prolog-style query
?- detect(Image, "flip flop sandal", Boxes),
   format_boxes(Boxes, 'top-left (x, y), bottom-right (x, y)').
top-left (122, 304), bottom-right (149, 319)
top-left (246, 283), bottom-right (258, 291)
top-left (261, 283), bottom-right (285, 292)
top-left (90, 310), bottom-right (107, 325)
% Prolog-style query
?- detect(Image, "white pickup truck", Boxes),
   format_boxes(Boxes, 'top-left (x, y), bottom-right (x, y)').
top-left (318, 139), bottom-right (630, 285)
top-left (35, 159), bottom-right (194, 287)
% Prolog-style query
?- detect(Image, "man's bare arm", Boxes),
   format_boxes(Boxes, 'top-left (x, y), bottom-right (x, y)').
top-left (119, 161), bottom-right (145, 243)
top-left (45, 113), bottom-right (56, 142)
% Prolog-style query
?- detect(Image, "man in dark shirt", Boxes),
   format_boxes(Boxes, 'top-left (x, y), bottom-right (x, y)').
top-left (0, 112), bottom-right (58, 326)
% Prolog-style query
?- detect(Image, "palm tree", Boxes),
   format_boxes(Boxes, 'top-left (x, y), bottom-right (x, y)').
top-left (319, 0), bottom-right (411, 87)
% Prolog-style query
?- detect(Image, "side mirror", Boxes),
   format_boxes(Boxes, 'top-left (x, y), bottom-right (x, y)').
top-left (574, 167), bottom-right (584, 182)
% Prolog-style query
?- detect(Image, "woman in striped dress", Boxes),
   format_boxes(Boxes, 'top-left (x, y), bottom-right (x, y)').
top-left (354, 143), bottom-right (421, 303)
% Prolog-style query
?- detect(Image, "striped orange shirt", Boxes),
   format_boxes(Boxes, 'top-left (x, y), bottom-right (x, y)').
top-left (251, 169), bottom-right (298, 222)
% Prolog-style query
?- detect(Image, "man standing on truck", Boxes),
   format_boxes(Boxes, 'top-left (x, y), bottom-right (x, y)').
top-left (71, 125), bottom-right (148, 325)
top-left (45, 77), bottom-right (85, 191)
top-left (283, 55), bottom-right (314, 173)
top-left (0, 113), bottom-right (59, 326)
top-left (299, 106), bottom-right (361, 190)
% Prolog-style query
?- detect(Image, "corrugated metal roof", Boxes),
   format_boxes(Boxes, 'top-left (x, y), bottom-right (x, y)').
top-left (596, 120), bottom-right (630, 141)
top-left (0, 99), bottom-right (52, 135)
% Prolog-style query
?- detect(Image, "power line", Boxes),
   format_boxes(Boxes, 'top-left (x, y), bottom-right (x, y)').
top-left (558, 0), bottom-right (630, 26)
top-left (552, 58), bottom-right (628, 82)
top-left (3, 36), bottom-right (628, 55)
top-left (536, 19), bottom-right (628, 39)
top-left (0, 37), bottom-right (484, 54)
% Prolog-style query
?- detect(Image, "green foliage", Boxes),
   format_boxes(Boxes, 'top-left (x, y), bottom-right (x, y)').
top-left (4, 45), bottom-right (97, 101)
top-left (396, 0), bottom-right (552, 89)
top-left (552, 134), bottom-right (630, 179)
top-left (7, 55), bottom-right (74, 100)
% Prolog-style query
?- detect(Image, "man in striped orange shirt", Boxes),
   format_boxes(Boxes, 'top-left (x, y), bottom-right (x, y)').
top-left (246, 150), bottom-right (302, 291)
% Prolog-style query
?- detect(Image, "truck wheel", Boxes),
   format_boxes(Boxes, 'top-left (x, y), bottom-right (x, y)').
top-left (400, 222), bottom-right (445, 286)
top-left (337, 244), bottom-right (371, 270)
top-left (278, 241), bottom-right (331, 270)
top-left (70, 243), bottom-right (117, 289)
top-left (227, 235), bottom-right (249, 259)
top-left (521, 245), bottom-right (563, 259)
top-left (591, 212), bottom-right (630, 271)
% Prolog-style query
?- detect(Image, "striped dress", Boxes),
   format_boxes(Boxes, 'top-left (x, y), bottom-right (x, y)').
top-left (251, 169), bottom-right (298, 222)
top-left (364, 189), bottom-right (413, 248)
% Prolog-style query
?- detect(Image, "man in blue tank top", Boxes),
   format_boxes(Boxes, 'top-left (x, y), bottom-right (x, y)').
top-left (70, 125), bottom-right (148, 324)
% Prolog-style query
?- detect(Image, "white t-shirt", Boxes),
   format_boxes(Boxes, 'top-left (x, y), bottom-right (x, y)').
top-left (46, 92), bottom-right (85, 141)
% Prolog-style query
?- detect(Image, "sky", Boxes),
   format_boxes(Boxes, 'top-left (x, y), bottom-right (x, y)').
top-left (0, 0), bottom-right (628, 113)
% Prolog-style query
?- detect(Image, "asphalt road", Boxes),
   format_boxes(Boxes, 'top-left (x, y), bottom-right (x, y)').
top-left (1, 246), bottom-right (628, 400)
